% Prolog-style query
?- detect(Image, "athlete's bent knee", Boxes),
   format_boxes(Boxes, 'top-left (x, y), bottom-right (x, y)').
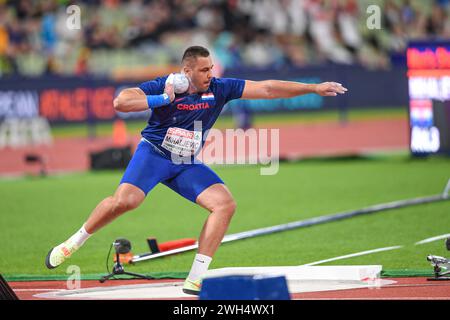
top-left (110, 195), bottom-right (141, 216)
top-left (219, 198), bottom-right (236, 218)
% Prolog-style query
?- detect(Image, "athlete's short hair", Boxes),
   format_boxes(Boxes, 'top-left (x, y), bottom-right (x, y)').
top-left (182, 46), bottom-right (210, 65)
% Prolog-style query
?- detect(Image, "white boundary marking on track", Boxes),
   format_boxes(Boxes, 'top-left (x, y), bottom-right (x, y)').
top-left (301, 246), bottom-right (404, 266)
top-left (33, 278), bottom-right (396, 300)
top-left (415, 233), bottom-right (450, 245)
top-left (14, 289), bottom-right (56, 292)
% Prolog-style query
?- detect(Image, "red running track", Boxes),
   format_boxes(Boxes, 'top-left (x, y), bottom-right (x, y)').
top-left (0, 118), bottom-right (408, 176)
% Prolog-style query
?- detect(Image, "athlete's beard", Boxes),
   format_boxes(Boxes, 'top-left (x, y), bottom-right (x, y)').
top-left (185, 74), bottom-right (209, 93)
top-left (189, 82), bottom-right (199, 93)
top-left (185, 74), bottom-right (198, 93)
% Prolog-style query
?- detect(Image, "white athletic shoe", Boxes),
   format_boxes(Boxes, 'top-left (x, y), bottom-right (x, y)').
top-left (182, 278), bottom-right (202, 296)
top-left (45, 241), bottom-right (79, 269)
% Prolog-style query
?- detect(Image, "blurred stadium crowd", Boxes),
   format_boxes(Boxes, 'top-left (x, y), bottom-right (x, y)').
top-left (0, 0), bottom-right (449, 77)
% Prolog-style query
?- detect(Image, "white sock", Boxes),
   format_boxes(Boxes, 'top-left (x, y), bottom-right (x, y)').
top-left (187, 254), bottom-right (212, 281)
top-left (67, 224), bottom-right (92, 247)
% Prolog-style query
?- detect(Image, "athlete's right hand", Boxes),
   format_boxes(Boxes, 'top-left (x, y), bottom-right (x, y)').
top-left (164, 82), bottom-right (175, 103)
top-left (164, 73), bottom-right (175, 103)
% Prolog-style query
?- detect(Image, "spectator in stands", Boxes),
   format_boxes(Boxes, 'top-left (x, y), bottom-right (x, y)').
top-left (40, 0), bottom-right (58, 54)
top-left (306, 0), bottom-right (354, 64)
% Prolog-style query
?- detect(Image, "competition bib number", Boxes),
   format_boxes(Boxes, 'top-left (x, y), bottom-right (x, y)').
top-left (161, 127), bottom-right (202, 157)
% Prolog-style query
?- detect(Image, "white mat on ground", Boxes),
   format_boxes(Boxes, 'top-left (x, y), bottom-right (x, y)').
top-left (203, 265), bottom-right (382, 281)
top-left (35, 265), bottom-right (395, 300)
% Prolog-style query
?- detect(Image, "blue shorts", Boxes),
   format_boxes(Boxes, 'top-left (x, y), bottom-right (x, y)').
top-left (120, 139), bottom-right (224, 203)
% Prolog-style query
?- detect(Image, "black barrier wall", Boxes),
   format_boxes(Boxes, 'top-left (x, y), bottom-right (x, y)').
top-left (224, 65), bottom-right (408, 112)
top-left (0, 65), bottom-right (408, 124)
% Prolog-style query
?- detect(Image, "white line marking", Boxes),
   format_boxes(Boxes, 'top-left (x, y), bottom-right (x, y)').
top-left (301, 246), bottom-right (404, 266)
top-left (34, 278), bottom-right (395, 299)
top-left (14, 289), bottom-right (58, 292)
top-left (415, 233), bottom-right (450, 245)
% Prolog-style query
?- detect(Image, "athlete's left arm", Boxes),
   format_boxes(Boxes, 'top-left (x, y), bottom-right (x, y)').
top-left (241, 80), bottom-right (347, 99)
